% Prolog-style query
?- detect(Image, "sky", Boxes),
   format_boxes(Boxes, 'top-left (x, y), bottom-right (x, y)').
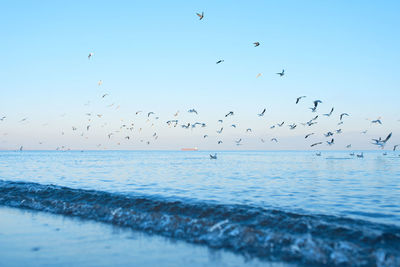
top-left (0, 0), bottom-right (399, 150)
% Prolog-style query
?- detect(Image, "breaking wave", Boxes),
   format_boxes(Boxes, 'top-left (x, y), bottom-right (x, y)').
top-left (0, 180), bottom-right (399, 266)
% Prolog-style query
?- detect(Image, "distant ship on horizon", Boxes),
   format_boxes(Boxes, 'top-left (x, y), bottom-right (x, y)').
top-left (181, 147), bottom-right (198, 151)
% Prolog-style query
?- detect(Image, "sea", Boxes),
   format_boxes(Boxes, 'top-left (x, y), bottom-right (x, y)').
top-left (0, 150), bottom-right (399, 266)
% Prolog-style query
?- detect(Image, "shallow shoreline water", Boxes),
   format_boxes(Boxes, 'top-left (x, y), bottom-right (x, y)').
top-left (1, 180), bottom-right (399, 266)
top-left (0, 206), bottom-right (289, 267)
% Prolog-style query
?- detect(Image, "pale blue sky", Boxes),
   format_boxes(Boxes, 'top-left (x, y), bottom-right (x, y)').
top-left (0, 1), bottom-right (399, 150)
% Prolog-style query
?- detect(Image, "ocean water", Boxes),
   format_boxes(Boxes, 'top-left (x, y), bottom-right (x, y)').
top-left (0, 150), bottom-right (400, 266)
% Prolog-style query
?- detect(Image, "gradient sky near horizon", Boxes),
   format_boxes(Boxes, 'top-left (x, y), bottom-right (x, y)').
top-left (0, 0), bottom-right (399, 150)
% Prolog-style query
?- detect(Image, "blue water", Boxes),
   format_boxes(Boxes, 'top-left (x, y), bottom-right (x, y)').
top-left (0, 150), bottom-right (400, 266)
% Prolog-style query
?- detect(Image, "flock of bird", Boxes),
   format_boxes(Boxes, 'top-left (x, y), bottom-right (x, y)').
top-left (1, 12), bottom-right (399, 160)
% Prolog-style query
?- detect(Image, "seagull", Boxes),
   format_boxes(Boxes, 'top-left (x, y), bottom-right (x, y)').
top-left (19, 118), bottom-right (28, 122)
top-left (216, 60), bottom-right (224, 64)
top-left (323, 107), bottom-right (334, 117)
top-left (19, 146), bottom-right (23, 151)
top-left (246, 128), bottom-right (252, 133)
top-left (0, 116), bottom-right (5, 121)
top-left (188, 109), bottom-right (198, 114)
top-left (174, 111), bottom-right (179, 117)
top-left (361, 130), bottom-right (368, 134)
top-left (296, 96), bottom-right (306, 104)
top-left (289, 123), bottom-right (297, 130)
top-left (203, 135), bottom-right (208, 138)
top-left (210, 153), bottom-right (217, 160)
top-left (371, 119), bottom-right (382, 125)
top-left (277, 121), bottom-right (285, 127)
top-left (311, 142), bottom-right (322, 147)
top-left (196, 12), bottom-right (204, 20)
top-left (261, 138), bottom-right (265, 143)
top-left (324, 131), bottom-right (334, 137)
top-left (102, 94), bottom-right (108, 98)
top-left (393, 145), bottom-right (399, 151)
top-left (258, 108), bottom-right (266, 117)
top-left (305, 133), bottom-right (314, 139)
top-left (271, 138), bottom-right (278, 143)
top-left (225, 111), bottom-right (234, 117)
top-left (346, 144), bottom-right (352, 148)
top-left (235, 139), bottom-right (242, 145)
top-left (270, 125), bottom-right (276, 129)
top-left (340, 113), bottom-right (349, 120)
top-left (313, 100), bottom-right (322, 107)
top-left (88, 52), bottom-right (94, 59)
top-left (350, 152), bottom-right (355, 156)
top-left (98, 80), bottom-right (103, 86)
top-left (253, 42), bottom-right (260, 47)
top-left (217, 140), bottom-right (223, 144)
top-left (218, 119), bottom-right (223, 123)
top-left (181, 123), bottom-right (190, 129)
top-left (327, 138), bottom-right (334, 146)
top-left (216, 127), bottom-right (223, 134)
top-left (231, 124), bottom-right (237, 128)
top-left (256, 73), bottom-right (262, 78)
top-left (316, 152), bottom-right (321, 156)
top-left (372, 132), bottom-right (392, 148)
top-left (336, 129), bottom-right (342, 134)
top-left (136, 111), bottom-right (142, 115)
top-left (276, 69), bottom-right (285, 77)
top-left (357, 152), bottom-right (364, 158)
top-left (147, 112), bottom-right (155, 117)
top-left (310, 100), bottom-right (322, 112)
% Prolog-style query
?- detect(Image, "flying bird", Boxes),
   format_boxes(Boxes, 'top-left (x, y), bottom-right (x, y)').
top-left (188, 109), bottom-right (198, 114)
top-left (216, 60), bottom-right (224, 64)
top-left (311, 142), bottom-right (323, 147)
top-left (296, 96), bottom-right (306, 104)
top-left (340, 113), bottom-right (349, 120)
top-left (88, 52), bottom-right (94, 59)
top-left (371, 119), bottom-right (382, 125)
top-left (253, 42), bottom-right (260, 47)
top-left (323, 107), bottom-right (334, 117)
top-left (225, 111), bottom-right (234, 117)
top-left (258, 108), bottom-right (266, 117)
top-left (276, 69), bottom-right (285, 77)
top-left (327, 139), bottom-right (335, 146)
top-left (271, 138), bottom-right (278, 143)
top-left (196, 12), bottom-right (204, 20)
top-left (305, 133), bottom-right (314, 139)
